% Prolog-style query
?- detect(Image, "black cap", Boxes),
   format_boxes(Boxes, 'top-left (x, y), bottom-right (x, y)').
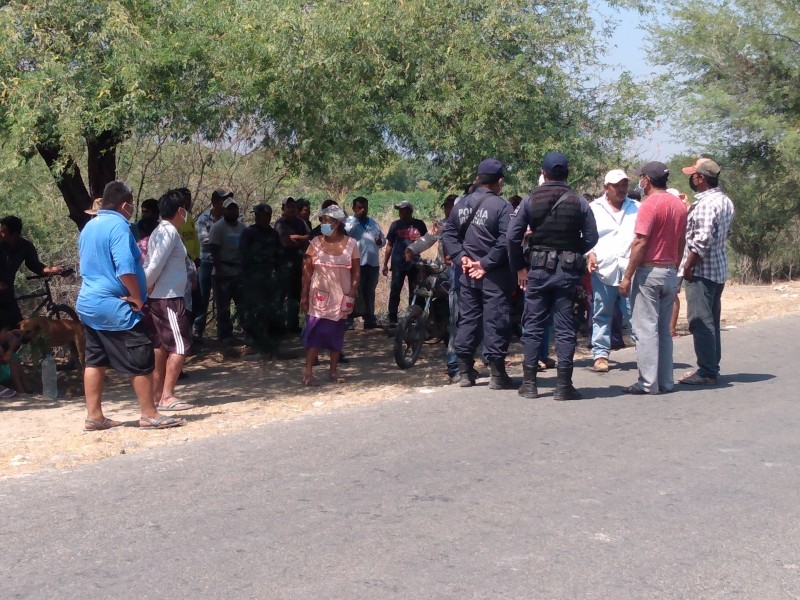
top-left (541, 152), bottom-right (568, 175)
top-left (477, 158), bottom-right (504, 177)
top-left (636, 161), bottom-right (670, 180)
top-left (252, 203), bottom-right (271, 214)
top-left (211, 188), bottom-right (233, 202)
top-left (281, 196), bottom-right (296, 206)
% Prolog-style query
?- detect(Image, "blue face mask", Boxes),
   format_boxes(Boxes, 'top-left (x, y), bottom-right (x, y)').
top-left (320, 223), bottom-right (334, 236)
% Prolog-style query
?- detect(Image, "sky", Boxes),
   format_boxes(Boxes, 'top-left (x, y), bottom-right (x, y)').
top-left (594, 5), bottom-right (689, 160)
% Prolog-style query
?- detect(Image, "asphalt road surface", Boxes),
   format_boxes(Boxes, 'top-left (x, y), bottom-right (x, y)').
top-left (2, 314), bottom-right (799, 599)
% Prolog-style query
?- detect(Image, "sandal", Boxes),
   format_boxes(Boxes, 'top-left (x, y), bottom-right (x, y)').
top-left (139, 415), bottom-right (185, 430)
top-left (157, 400), bottom-right (195, 412)
top-left (0, 386), bottom-right (16, 399)
top-left (84, 417), bottom-right (123, 431)
top-left (328, 373), bottom-right (345, 384)
top-left (302, 374), bottom-right (321, 387)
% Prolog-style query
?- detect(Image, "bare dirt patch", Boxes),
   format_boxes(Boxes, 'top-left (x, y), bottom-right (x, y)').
top-left (1, 282), bottom-right (798, 479)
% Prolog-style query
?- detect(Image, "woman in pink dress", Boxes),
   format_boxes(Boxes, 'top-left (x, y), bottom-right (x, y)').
top-left (300, 205), bottom-right (360, 386)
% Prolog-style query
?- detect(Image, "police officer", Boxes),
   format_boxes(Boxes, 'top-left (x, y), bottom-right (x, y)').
top-left (441, 158), bottom-right (515, 390)
top-left (508, 152), bottom-right (598, 400)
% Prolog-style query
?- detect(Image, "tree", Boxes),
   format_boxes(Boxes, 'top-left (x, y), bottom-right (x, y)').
top-left (0, 1), bottom-right (222, 229)
top-left (649, 0), bottom-right (800, 280)
top-left (220, 0), bottom-right (652, 193)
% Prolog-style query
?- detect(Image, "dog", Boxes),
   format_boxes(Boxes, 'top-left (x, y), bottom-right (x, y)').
top-left (18, 317), bottom-right (85, 370)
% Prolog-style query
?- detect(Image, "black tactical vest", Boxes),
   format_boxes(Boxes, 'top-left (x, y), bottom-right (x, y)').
top-left (526, 184), bottom-right (584, 251)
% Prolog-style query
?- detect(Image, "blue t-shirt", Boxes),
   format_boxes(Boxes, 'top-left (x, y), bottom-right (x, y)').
top-left (76, 210), bottom-right (147, 331)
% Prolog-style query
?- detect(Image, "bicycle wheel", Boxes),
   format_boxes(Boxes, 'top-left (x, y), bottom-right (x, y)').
top-left (394, 305), bottom-right (426, 369)
top-left (47, 304), bottom-right (80, 323)
top-left (46, 304), bottom-right (81, 369)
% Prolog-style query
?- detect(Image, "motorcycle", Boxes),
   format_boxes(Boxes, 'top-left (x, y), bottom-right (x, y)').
top-left (393, 257), bottom-right (450, 369)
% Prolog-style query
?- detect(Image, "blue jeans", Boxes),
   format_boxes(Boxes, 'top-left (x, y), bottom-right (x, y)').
top-left (630, 266), bottom-right (677, 392)
top-left (446, 270), bottom-right (460, 376)
top-left (684, 276), bottom-right (724, 378)
top-left (193, 261), bottom-right (214, 335)
top-left (591, 273), bottom-right (634, 359)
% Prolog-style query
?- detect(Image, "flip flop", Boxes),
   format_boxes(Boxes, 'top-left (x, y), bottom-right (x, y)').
top-left (0, 386), bottom-right (16, 399)
top-left (328, 373), bottom-right (346, 384)
top-left (302, 374), bottom-right (321, 387)
top-left (158, 400), bottom-right (195, 412)
top-left (84, 417), bottom-right (123, 431)
top-left (140, 415), bottom-right (185, 429)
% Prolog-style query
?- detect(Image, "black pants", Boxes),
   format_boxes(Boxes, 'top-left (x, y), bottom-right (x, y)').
top-left (214, 275), bottom-right (242, 340)
top-left (521, 264), bottom-right (581, 368)
top-left (454, 268), bottom-right (512, 363)
top-left (388, 266), bottom-right (418, 325)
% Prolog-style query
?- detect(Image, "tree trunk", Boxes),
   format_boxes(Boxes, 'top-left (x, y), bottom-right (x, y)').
top-left (86, 131), bottom-right (120, 199)
top-left (36, 144), bottom-right (92, 231)
top-left (36, 131), bottom-right (121, 231)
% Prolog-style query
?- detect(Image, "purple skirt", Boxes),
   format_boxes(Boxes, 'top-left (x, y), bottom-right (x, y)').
top-left (303, 316), bottom-right (347, 352)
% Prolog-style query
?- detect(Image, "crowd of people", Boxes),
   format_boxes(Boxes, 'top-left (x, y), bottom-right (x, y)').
top-left (0, 152), bottom-right (734, 429)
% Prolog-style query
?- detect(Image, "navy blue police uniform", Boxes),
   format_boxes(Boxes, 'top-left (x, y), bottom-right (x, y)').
top-left (507, 152), bottom-right (598, 400)
top-left (441, 159), bottom-right (515, 389)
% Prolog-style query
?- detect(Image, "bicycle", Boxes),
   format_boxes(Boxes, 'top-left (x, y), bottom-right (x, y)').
top-left (15, 268), bottom-right (78, 322)
top-left (15, 268), bottom-right (81, 367)
top-left (393, 257), bottom-right (450, 369)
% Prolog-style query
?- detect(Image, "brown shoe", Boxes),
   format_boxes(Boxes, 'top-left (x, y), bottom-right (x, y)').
top-left (593, 357), bottom-right (609, 373)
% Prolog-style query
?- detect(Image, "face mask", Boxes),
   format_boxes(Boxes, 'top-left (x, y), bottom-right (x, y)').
top-left (634, 180), bottom-right (645, 196)
top-left (688, 175), bottom-right (699, 192)
top-left (320, 223), bottom-right (334, 236)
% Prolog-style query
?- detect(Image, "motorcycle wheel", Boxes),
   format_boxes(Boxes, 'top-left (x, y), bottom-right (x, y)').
top-left (394, 305), bottom-right (426, 369)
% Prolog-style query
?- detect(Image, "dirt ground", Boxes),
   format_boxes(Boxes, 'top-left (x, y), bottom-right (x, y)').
top-left (1, 282), bottom-right (798, 480)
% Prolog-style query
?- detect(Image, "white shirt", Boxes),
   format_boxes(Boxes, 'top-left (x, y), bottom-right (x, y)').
top-left (145, 220), bottom-right (188, 299)
top-left (588, 195), bottom-right (639, 286)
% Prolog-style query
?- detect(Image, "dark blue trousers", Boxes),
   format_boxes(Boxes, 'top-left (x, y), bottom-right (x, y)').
top-left (454, 267), bottom-right (512, 363)
top-left (521, 265), bottom-right (581, 368)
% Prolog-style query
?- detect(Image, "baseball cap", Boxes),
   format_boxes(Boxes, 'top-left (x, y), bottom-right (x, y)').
top-left (211, 188), bottom-right (233, 202)
top-left (252, 203), bottom-right (271, 214)
top-left (666, 188), bottom-right (681, 198)
top-left (316, 205), bottom-right (346, 221)
top-left (281, 196), bottom-right (296, 206)
top-left (477, 158), bottom-right (504, 177)
top-left (394, 200), bottom-right (414, 210)
top-left (636, 161), bottom-right (670, 180)
top-left (681, 158), bottom-right (721, 177)
top-left (222, 198), bottom-right (238, 208)
top-left (604, 169), bottom-right (629, 185)
top-left (84, 198), bottom-right (103, 216)
top-left (542, 151), bottom-right (569, 173)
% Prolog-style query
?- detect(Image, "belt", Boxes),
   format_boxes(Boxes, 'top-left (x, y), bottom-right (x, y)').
top-left (641, 262), bottom-right (674, 268)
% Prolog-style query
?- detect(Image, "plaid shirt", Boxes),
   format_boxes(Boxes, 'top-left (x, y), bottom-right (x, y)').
top-left (680, 187), bottom-right (735, 283)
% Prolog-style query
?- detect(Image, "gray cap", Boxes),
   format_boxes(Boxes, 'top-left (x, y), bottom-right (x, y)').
top-left (394, 200), bottom-right (414, 210)
top-left (316, 205), bottom-right (346, 221)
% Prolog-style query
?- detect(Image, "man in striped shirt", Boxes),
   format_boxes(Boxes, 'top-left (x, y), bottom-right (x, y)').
top-left (678, 158), bottom-right (735, 385)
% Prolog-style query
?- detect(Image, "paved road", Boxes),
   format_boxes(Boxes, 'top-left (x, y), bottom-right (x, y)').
top-left (2, 314), bottom-right (799, 599)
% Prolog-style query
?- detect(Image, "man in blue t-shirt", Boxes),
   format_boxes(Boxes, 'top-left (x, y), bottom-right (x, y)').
top-left (382, 201), bottom-right (427, 328)
top-left (76, 181), bottom-right (183, 432)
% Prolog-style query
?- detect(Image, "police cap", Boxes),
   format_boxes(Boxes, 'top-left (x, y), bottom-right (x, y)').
top-left (477, 158), bottom-right (504, 177)
top-left (541, 152), bottom-right (569, 176)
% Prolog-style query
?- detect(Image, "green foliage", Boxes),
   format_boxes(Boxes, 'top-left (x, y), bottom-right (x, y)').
top-left (650, 0), bottom-right (800, 281)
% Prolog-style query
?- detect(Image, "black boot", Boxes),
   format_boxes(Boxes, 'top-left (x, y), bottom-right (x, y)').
top-left (554, 367), bottom-right (582, 401)
top-left (518, 364), bottom-right (539, 398)
top-left (457, 358), bottom-right (476, 387)
top-left (489, 359), bottom-right (515, 390)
